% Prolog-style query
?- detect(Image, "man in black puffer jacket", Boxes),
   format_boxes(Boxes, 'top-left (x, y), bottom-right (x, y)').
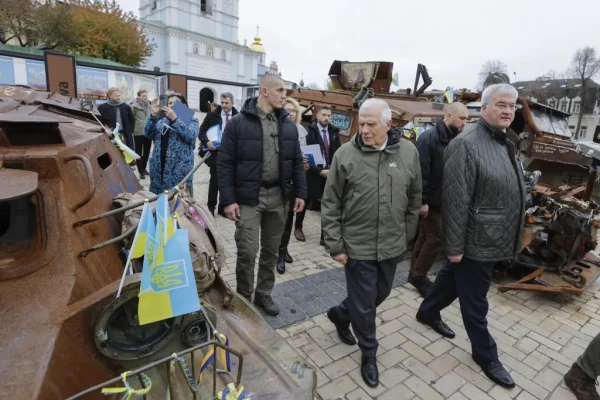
top-left (408, 102), bottom-right (468, 297)
top-left (416, 83), bottom-right (525, 390)
top-left (218, 74), bottom-right (307, 316)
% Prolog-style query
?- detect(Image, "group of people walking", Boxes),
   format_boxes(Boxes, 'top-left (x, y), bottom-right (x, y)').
top-left (99, 78), bottom-right (599, 399)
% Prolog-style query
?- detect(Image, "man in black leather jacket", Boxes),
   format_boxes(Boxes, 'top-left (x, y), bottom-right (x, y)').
top-left (408, 102), bottom-right (468, 297)
top-left (416, 83), bottom-right (525, 389)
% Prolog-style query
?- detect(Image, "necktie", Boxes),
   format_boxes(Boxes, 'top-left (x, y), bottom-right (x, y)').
top-left (225, 113), bottom-right (230, 124)
top-left (322, 128), bottom-right (330, 166)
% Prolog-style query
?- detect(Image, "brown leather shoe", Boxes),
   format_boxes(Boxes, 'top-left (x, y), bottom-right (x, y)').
top-left (294, 229), bottom-right (306, 242)
top-left (565, 363), bottom-right (600, 400)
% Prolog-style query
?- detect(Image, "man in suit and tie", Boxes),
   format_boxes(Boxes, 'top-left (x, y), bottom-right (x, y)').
top-left (199, 92), bottom-right (238, 217)
top-left (305, 105), bottom-right (341, 245)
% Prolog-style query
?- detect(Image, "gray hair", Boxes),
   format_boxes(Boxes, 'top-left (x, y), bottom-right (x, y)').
top-left (481, 84), bottom-right (518, 106)
top-left (359, 98), bottom-right (392, 124)
top-left (220, 92), bottom-right (234, 102)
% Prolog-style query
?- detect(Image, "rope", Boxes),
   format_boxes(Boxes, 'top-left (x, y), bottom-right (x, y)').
top-left (101, 371), bottom-right (152, 400)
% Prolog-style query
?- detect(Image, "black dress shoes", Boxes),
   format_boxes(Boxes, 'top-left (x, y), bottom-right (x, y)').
top-left (284, 249), bottom-right (293, 264)
top-left (477, 360), bottom-right (515, 388)
top-left (276, 253), bottom-right (285, 274)
top-left (416, 312), bottom-right (456, 339)
top-left (327, 307), bottom-right (356, 345)
top-left (361, 356), bottom-right (379, 388)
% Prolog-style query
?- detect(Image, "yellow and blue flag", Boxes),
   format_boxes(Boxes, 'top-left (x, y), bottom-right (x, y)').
top-left (445, 87), bottom-right (454, 103)
top-left (138, 194), bottom-right (200, 325)
top-left (392, 72), bottom-right (399, 87)
top-left (116, 200), bottom-right (152, 298)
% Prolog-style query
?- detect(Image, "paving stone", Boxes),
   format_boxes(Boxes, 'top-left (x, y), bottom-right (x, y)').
top-left (379, 365), bottom-right (411, 389)
top-left (317, 375), bottom-right (357, 400)
top-left (379, 347), bottom-right (410, 369)
top-left (379, 332), bottom-right (408, 350)
top-left (534, 367), bottom-right (563, 394)
top-left (488, 385), bottom-right (521, 400)
top-left (459, 382), bottom-right (494, 400)
top-left (523, 350), bottom-right (552, 372)
top-left (377, 383), bottom-right (416, 400)
top-left (431, 371), bottom-right (466, 398)
top-left (347, 367), bottom-right (387, 397)
top-left (527, 331), bottom-right (563, 352)
top-left (447, 393), bottom-right (469, 400)
top-left (377, 319), bottom-right (406, 337)
top-left (300, 340), bottom-right (333, 368)
top-left (515, 336), bottom-right (540, 354)
top-left (428, 353), bottom-right (461, 377)
top-left (425, 338), bottom-right (454, 358)
top-left (549, 329), bottom-right (574, 347)
top-left (404, 375), bottom-right (444, 400)
top-left (511, 371), bottom-right (550, 400)
top-left (515, 391), bottom-right (540, 400)
top-left (399, 327), bottom-right (431, 347)
top-left (548, 385), bottom-right (578, 400)
top-left (345, 388), bottom-right (372, 400)
top-left (321, 355), bottom-right (358, 380)
top-left (402, 356), bottom-right (439, 384)
top-left (326, 342), bottom-right (357, 361)
top-left (287, 332), bottom-right (312, 349)
top-left (402, 340), bottom-right (434, 364)
top-left (454, 362), bottom-right (494, 392)
top-left (499, 353), bottom-right (538, 379)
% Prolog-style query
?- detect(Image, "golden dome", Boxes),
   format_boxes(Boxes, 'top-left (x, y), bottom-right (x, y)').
top-left (250, 26), bottom-right (265, 53)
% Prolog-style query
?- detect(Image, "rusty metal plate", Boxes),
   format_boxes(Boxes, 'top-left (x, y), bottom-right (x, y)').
top-left (0, 168), bottom-right (38, 200)
top-left (0, 114), bottom-right (72, 123)
top-left (0, 86), bottom-right (38, 104)
top-left (528, 141), bottom-right (593, 165)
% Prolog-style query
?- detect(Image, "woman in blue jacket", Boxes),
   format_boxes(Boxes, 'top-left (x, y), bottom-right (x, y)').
top-left (144, 94), bottom-right (199, 195)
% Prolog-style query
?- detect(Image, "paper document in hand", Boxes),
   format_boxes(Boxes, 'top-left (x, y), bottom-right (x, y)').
top-left (301, 144), bottom-right (325, 165)
top-left (206, 124), bottom-right (221, 142)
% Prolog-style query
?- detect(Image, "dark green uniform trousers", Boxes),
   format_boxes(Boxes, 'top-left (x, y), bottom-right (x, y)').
top-left (578, 332), bottom-right (600, 380)
top-left (235, 186), bottom-right (287, 297)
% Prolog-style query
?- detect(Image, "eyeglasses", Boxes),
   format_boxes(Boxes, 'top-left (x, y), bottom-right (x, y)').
top-left (284, 109), bottom-right (297, 114)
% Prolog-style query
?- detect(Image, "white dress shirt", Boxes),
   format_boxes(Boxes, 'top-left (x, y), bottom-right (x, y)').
top-left (221, 109), bottom-right (231, 130)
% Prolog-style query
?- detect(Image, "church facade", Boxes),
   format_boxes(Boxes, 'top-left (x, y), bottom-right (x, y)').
top-left (138, 0), bottom-right (267, 112)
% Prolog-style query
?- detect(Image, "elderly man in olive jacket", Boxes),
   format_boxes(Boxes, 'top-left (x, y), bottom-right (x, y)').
top-left (416, 83), bottom-right (525, 390)
top-left (322, 98), bottom-right (421, 388)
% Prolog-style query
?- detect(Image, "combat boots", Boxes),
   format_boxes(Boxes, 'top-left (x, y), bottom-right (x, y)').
top-left (564, 363), bottom-right (600, 400)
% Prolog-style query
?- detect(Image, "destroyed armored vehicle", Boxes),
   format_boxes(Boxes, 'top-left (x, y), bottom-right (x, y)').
top-left (495, 97), bottom-right (600, 295)
top-left (0, 85), bottom-right (316, 399)
top-left (288, 60), bottom-right (479, 144)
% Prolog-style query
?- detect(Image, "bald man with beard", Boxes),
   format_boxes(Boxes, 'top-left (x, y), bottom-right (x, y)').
top-left (408, 102), bottom-right (469, 297)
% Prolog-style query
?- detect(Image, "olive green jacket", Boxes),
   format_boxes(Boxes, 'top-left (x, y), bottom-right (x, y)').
top-left (321, 129), bottom-right (422, 261)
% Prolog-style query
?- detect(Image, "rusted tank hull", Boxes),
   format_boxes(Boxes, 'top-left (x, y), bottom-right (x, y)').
top-left (51, 274), bottom-right (315, 399)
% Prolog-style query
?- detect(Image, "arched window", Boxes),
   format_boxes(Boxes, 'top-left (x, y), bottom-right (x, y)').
top-left (199, 88), bottom-right (215, 112)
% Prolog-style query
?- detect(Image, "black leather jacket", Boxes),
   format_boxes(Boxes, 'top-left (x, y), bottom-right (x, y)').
top-left (442, 119), bottom-right (525, 262)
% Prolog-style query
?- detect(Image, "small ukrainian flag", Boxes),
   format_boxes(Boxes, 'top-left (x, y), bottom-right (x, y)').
top-left (392, 72), bottom-right (399, 87)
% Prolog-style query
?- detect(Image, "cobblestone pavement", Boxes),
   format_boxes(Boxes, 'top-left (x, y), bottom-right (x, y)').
top-left (144, 160), bottom-right (600, 400)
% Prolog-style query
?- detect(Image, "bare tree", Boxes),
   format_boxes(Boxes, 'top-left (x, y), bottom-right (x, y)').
top-left (569, 46), bottom-right (600, 136)
top-left (477, 60), bottom-right (508, 90)
top-left (306, 82), bottom-right (320, 90)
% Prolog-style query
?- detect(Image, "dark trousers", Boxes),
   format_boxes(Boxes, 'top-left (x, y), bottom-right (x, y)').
top-left (205, 152), bottom-right (222, 213)
top-left (134, 135), bottom-right (152, 172)
top-left (335, 256), bottom-right (400, 357)
top-left (279, 207), bottom-right (306, 250)
top-left (418, 257), bottom-right (498, 363)
top-left (410, 209), bottom-right (443, 278)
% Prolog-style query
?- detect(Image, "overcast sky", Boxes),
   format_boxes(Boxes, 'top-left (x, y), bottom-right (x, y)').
top-left (119, 0), bottom-right (600, 90)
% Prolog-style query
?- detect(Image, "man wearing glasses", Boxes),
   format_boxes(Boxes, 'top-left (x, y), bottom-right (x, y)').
top-left (416, 83), bottom-right (525, 389)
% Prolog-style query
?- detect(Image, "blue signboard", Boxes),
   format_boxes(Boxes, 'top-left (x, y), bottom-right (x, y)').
top-left (331, 112), bottom-right (352, 131)
top-left (25, 60), bottom-right (46, 90)
top-left (0, 56), bottom-right (15, 85)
